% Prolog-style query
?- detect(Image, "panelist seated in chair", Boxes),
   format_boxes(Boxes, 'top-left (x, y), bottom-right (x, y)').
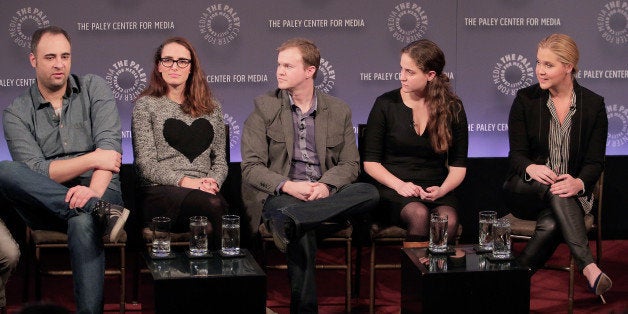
top-left (0, 26), bottom-right (129, 314)
top-left (241, 38), bottom-right (379, 313)
top-left (503, 33), bottom-right (611, 297)
top-left (132, 37), bottom-right (228, 249)
top-left (363, 39), bottom-right (468, 243)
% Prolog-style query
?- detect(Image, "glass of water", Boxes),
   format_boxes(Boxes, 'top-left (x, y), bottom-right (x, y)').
top-left (478, 211), bottom-right (497, 251)
top-left (151, 216), bottom-right (171, 257)
top-left (429, 213), bottom-right (448, 253)
top-left (189, 216), bottom-right (208, 256)
top-left (221, 215), bottom-right (240, 256)
top-left (492, 218), bottom-right (512, 259)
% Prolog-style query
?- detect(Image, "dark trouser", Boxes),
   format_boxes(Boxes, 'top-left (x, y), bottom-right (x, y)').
top-left (0, 161), bottom-right (121, 314)
top-left (263, 183), bottom-right (379, 314)
top-left (504, 175), bottom-right (594, 272)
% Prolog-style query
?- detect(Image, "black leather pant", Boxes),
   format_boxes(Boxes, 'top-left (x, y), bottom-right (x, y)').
top-left (504, 176), bottom-right (594, 273)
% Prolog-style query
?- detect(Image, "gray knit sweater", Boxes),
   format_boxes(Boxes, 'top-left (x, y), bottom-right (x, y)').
top-left (132, 95), bottom-right (227, 187)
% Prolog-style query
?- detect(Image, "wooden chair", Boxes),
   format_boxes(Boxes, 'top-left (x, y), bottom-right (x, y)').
top-left (24, 227), bottom-right (127, 312)
top-left (505, 173), bottom-right (604, 314)
top-left (259, 220), bottom-right (354, 313)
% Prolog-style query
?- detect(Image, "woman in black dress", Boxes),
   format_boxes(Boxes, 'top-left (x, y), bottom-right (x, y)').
top-left (363, 39), bottom-right (468, 241)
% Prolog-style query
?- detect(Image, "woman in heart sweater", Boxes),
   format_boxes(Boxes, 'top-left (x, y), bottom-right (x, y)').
top-left (132, 37), bottom-right (228, 249)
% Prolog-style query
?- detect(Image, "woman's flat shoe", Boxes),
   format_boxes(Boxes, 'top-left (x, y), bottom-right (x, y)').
top-left (589, 272), bottom-right (612, 296)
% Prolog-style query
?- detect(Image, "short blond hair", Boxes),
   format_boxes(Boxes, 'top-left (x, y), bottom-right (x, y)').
top-left (277, 38), bottom-right (320, 79)
top-left (538, 33), bottom-right (579, 75)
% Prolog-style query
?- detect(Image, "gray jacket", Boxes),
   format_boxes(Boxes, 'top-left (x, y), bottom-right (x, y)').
top-left (241, 89), bottom-right (359, 233)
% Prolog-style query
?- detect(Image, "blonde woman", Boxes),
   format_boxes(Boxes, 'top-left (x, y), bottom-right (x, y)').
top-left (504, 34), bottom-right (611, 297)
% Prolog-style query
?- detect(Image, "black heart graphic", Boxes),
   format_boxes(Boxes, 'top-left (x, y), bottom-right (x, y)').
top-left (163, 118), bottom-right (214, 162)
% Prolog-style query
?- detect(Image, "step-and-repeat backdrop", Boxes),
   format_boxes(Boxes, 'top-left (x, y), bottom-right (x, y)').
top-left (1, 1), bottom-right (626, 162)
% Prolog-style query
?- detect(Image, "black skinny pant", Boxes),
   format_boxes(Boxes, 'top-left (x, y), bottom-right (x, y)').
top-left (504, 176), bottom-right (594, 272)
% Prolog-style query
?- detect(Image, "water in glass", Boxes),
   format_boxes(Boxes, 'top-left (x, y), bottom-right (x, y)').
top-left (492, 218), bottom-right (511, 258)
top-left (429, 213), bottom-right (448, 253)
top-left (221, 215), bottom-right (240, 256)
top-left (478, 211), bottom-right (497, 250)
top-left (189, 216), bottom-right (208, 256)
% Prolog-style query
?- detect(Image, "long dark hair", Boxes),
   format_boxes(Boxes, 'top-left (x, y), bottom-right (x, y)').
top-left (138, 37), bottom-right (215, 117)
top-left (401, 39), bottom-right (462, 153)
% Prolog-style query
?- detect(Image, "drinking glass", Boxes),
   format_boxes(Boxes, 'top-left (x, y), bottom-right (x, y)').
top-left (221, 215), bottom-right (240, 256)
top-left (492, 218), bottom-right (512, 258)
top-left (429, 213), bottom-right (448, 253)
top-left (189, 216), bottom-right (208, 256)
top-left (478, 211), bottom-right (497, 250)
top-left (151, 216), bottom-right (171, 257)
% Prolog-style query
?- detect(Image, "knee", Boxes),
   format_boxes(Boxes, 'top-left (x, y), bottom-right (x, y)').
top-left (0, 161), bottom-right (22, 182)
top-left (352, 183), bottom-right (380, 203)
top-left (536, 215), bottom-right (558, 233)
top-left (401, 203), bottom-right (429, 225)
top-left (207, 197), bottom-right (228, 214)
top-left (0, 245), bottom-right (20, 272)
top-left (67, 214), bottom-right (100, 246)
top-left (7, 248), bottom-right (20, 271)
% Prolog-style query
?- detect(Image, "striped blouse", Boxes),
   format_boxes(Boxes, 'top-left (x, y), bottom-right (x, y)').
top-left (545, 91), bottom-right (594, 214)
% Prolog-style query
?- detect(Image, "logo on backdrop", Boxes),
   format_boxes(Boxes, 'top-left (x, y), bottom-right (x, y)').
top-left (223, 113), bottom-right (240, 152)
top-left (492, 53), bottom-right (534, 96)
top-left (315, 58), bottom-right (336, 94)
top-left (105, 60), bottom-right (148, 103)
top-left (388, 2), bottom-right (428, 43)
top-left (606, 104), bottom-right (628, 147)
top-left (199, 4), bottom-right (241, 46)
top-left (8, 7), bottom-right (50, 49)
top-left (597, 1), bottom-right (628, 45)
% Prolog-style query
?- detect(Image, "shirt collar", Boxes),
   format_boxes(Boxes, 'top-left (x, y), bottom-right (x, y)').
top-left (288, 92), bottom-right (318, 116)
top-left (31, 75), bottom-right (79, 109)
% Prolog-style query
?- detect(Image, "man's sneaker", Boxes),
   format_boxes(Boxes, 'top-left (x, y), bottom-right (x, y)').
top-left (267, 211), bottom-right (294, 253)
top-left (93, 201), bottom-right (130, 243)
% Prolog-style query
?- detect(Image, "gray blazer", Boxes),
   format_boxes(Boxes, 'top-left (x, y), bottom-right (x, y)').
top-left (241, 89), bottom-right (360, 233)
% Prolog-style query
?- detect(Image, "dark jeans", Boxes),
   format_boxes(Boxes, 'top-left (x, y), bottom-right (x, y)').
top-left (263, 182), bottom-right (379, 314)
top-left (0, 161), bottom-right (121, 314)
top-left (504, 175), bottom-right (594, 272)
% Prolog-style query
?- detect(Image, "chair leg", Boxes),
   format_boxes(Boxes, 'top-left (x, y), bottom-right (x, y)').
top-left (131, 249), bottom-right (142, 304)
top-left (120, 246), bottom-right (126, 313)
top-left (353, 243), bottom-right (362, 298)
top-left (345, 239), bottom-right (352, 313)
top-left (568, 256), bottom-right (575, 314)
top-left (596, 236), bottom-right (602, 265)
top-left (35, 246), bottom-right (42, 301)
top-left (368, 242), bottom-right (376, 314)
top-left (22, 228), bottom-right (31, 302)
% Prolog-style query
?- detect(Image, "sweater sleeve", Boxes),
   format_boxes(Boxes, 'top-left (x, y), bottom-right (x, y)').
top-left (207, 104), bottom-right (228, 186)
top-left (132, 97), bottom-right (184, 186)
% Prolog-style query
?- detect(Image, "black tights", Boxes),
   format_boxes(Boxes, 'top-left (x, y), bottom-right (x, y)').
top-left (400, 202), bottom-right (457, 243)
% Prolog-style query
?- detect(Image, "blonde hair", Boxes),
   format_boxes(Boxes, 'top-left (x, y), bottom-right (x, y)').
top-left (538, 33), bottom-right (579, 75)
top-left (277, 38), bottom-right (320, 79)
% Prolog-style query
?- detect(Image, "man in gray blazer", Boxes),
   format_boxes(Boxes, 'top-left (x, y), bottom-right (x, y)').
top-left (241, 38), bottom-right (378, 313)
